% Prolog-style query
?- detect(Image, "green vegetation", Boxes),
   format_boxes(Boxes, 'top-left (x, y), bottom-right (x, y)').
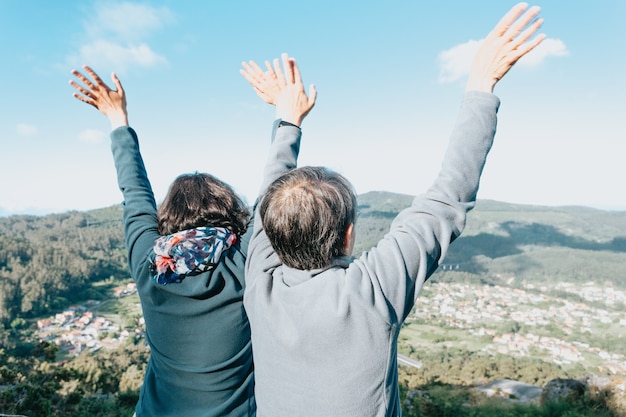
top-left (399, 381), bottom-right (623, 417)
top-left (0, 338), bottom-right (148, 416)
top-left (1, 195), bottom-right (625, 415)
top-left (0, 206), bottom-right (128, 324)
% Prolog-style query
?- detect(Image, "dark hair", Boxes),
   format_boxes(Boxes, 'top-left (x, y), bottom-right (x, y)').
top-left (259, 166), bottom-right (357, 270)
top-left (157, 172), bottom-right (250, 236)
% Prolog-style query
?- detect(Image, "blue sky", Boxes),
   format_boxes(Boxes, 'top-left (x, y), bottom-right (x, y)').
top-left (0, 0), bottom-right (624, 216)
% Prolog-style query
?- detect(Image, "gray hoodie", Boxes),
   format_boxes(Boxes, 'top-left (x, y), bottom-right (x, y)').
top-left (245, 91), bottom-right (500, 417)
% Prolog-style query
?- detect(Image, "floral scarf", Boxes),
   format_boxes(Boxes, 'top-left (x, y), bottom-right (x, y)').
top-left (149, 227), bottom-right (237, 285)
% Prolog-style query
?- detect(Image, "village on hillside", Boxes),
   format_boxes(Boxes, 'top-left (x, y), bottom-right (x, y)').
top-left (410, 281), bottom-right (626, 375)
top-left (34, 279), bottom-right (626, 377)
top-left (35, 282), bottom-right (144, 356)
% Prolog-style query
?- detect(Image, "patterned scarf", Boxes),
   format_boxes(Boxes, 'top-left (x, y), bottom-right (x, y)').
top-left (149, 227), bottom-right (237, 285)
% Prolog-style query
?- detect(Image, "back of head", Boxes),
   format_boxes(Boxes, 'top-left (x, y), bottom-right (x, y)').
top-left (259, 166), bottom-right (357, 270)
top-left (158, 172), bottom-right (250, 236)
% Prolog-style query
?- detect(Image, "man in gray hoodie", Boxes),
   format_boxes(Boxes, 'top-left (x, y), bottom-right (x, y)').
top-left (242, 3), bottom-right (546, 416)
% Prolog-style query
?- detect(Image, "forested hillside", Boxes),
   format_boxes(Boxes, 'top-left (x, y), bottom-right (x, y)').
top-left (355, 192), bottom-right (626, 289)
top-left (2, 193), bottom-right (624, 327)
top-left (0, 206), bottom-right (127, 325)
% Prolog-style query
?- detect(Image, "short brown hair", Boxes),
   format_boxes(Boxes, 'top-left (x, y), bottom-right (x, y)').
top-left (157, 172), bottom-right (250, 236)
top-left (259, 166), bottom-right (357, 270)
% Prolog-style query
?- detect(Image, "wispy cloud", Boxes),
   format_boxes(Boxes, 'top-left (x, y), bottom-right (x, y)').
top-left (437, 40), bottom-right (481, 84)
top-left (78, 129), bottom-right (107, 144)
top-left (75, 40), bottom-right (167, 70)
top-left (16, 123), bottom-right (38, 136)
top-left (518, 38), bottom-right (569, 67)
top-left (86, 2), bottom-right (175, 41)
top-left (67, 2), bottom-right (175, 73)
top-left (438, 37), bottom-right (569, 84)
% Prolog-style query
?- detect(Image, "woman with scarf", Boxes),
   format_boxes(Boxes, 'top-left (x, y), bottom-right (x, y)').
top-left (69, 66), bottom-right (256, 417)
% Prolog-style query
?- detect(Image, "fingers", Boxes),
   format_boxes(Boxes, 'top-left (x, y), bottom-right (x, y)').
top-left (241, 53), bottom-right (315, 114)
top-left (72, 92), bottom-right (91, 104)
top-left (240, 61), bottom-right (264, 88)
top-left (69, 69), bottom-right (97, 105)
top-left (83, 65), bottom-right (107, 88)
top-left (504, 5), bottom-right (541, 42)
top-left (111, 73), bottom-right (125, 96)
top-left (491, 2), bottom-right (529, 37)
top-left (69, 79), bottom-right (91, 96)
top-left (511, 16), bottom-right (544, 50)
top-left (239, 69), bottom-right (256, 88)
top-left (291, 58), bottom-right (304, 88)
top-left (273, 57), bottom-right (286, 86)
top-left (241, 59), bottom-right (282, 105)
top-left (281, 53), bottom-right (295, 84)
top-left (70, 65), bottom-right (120, 99)
top-left (308, 84), bottom-right (317, 107)
top-left (515, 31), bottom-right (546, 59)
top-left (244, 54), bottom-right (300, 87)
top-left (71, 91), bottom-right (97, 108)
top-left (249, 60), bottom-right (264, 74)
top-left (70, 68), bottom-right (95, 90)
top-left (503, 5), bottom-right (544, 64)
top-left (241, 60), bottom-right (276, 93)
top-left (247, 60), bottom-right (267, 83)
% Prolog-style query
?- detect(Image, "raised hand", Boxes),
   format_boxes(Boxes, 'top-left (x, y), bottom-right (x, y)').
top-left (241, 59), bottom-right (282, 105)
top-left (241, 53), bottom-right (317, 126)
top-left (70, 65), bottom-right (128, 129)
top-left (466, 2), bottom-right (546, 93)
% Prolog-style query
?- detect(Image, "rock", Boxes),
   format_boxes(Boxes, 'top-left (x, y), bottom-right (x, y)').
top-left (540, 378), bottom-right (588, 405)
top-left (477, 379), bottom-right (543, 403)
top-left (586, 376), bottom-right (626, 414)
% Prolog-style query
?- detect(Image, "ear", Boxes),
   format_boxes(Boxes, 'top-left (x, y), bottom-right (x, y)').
top-left (342, 223), bottom-right (355, 257)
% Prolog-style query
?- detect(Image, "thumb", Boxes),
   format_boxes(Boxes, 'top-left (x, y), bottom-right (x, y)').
top-left (308, 84), bottom-right (317, 106)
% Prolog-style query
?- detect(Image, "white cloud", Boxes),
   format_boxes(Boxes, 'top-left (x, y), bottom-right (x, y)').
top-left (74, 40), bottom-right (167, 73)
top-left (517, 38), bottom-right (569, 67)
top-left (437, 39), bottom-right (481, 84)
top-left (67, 2), bottom-right (174, 72)
top-left (78, 129), bottom-right (107, 144)
top-left (16, 123), bottom-right (38, 136)
top-left (438, 37), bottom-right (569, 83)
top-left (87, 2), bottom-right (175, 41)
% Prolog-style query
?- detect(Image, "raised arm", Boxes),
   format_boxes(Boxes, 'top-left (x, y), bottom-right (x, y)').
top-left (370, 3), bottom-right (546, 321)
top-left (70, 66), bottom-right (129, 129)
top-left (70, 67), bottom-right (158, 278)
top-left (432, 2), bottom-right (545, 203)
top-left (242, 54), bottom-right (318, 283)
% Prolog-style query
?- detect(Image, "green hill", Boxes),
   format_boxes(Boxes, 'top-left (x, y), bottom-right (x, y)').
top-left (354, 192), bottom-right (626, 289)
top-left (1, 193), bottom-right (624, 326)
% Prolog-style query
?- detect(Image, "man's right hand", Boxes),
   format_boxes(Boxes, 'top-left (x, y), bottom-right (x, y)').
top-left (466, 2), bottom-right (546, 93)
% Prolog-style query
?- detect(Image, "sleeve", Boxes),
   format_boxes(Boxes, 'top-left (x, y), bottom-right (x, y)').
top-left (245, 120), bottom-right (302, 284)
top-left (110, 126), bottom-right (160, 280)
top-left (359, 91), bottom-right (500, 322)
top-left (258, 119), bottom-right (302, 194)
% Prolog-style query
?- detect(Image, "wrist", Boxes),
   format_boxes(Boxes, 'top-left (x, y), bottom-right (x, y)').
top-left (275, 113), bottom-right (302, 127)
top-left (278, 120), bottom-right (300, 129)
top-left (465, 75), bottom-right (496, 93)
top-left (108, 111), bottom-right (129, 130)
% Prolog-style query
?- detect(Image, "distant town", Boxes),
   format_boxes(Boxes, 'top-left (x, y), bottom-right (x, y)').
top-left (36, 282), bottom-right (144, 356)
top-left (411, 280), bottom-right (626, 375)
top-left (34, 279), bottom-right (626, 376)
